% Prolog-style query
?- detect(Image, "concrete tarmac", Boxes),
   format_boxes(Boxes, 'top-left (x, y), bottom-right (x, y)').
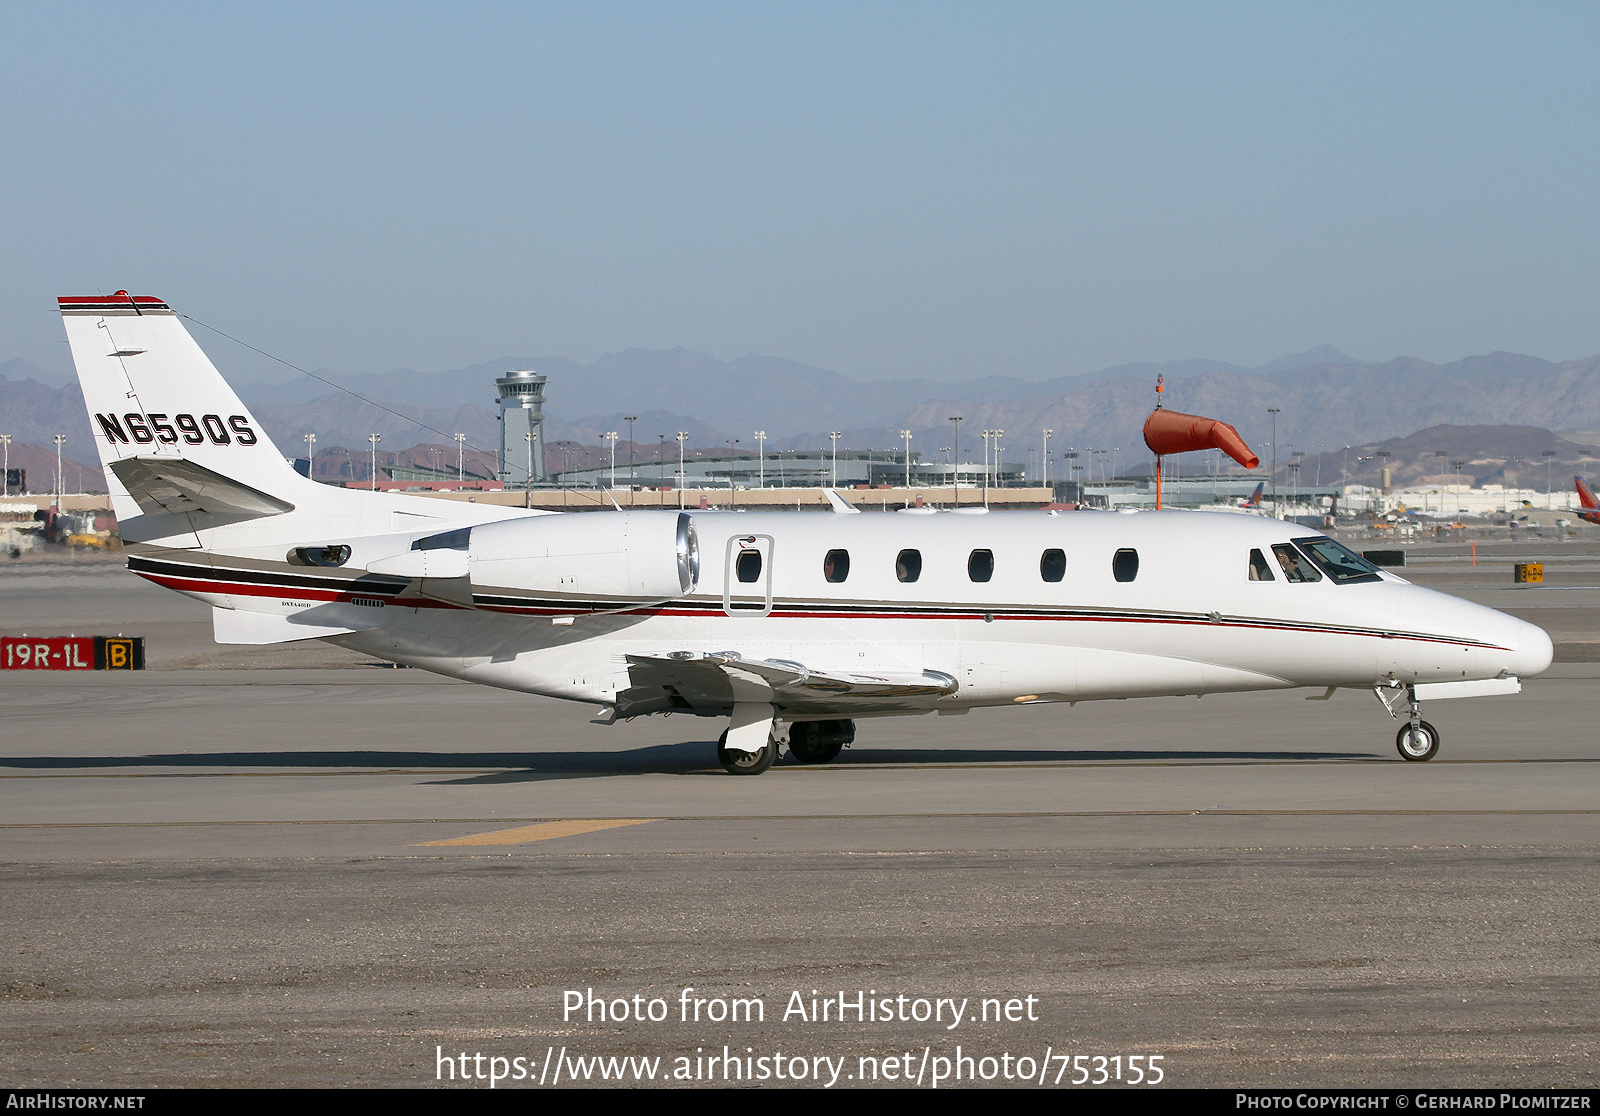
top-left (1, 548), bottom-right (1597, 1089)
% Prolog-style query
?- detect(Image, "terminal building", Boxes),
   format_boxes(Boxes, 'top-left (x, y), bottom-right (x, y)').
top-left (551, 450), bottom-right (1023, 491)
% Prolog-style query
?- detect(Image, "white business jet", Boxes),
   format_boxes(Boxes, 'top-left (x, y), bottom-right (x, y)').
top-left (60, 294), bottom-right (1551, 773)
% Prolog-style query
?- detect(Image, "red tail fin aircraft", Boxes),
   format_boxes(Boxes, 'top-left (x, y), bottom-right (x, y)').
top-left (1574, 476), bottom-right (1600, 526)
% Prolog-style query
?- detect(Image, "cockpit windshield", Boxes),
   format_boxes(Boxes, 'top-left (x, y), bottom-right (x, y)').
top-left (1293, 536), bottom-right (1383, 584)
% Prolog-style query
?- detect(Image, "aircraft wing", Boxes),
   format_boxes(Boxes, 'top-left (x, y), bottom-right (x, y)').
top-left (615, 651), bottom-right (958, 719)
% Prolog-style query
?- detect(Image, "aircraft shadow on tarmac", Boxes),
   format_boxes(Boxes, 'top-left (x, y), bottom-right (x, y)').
top-left (0, 744), bottom-right (1380, 782)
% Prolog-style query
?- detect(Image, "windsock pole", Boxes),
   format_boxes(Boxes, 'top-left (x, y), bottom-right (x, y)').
top-left (1154, 375), bottom-right (1164, 509)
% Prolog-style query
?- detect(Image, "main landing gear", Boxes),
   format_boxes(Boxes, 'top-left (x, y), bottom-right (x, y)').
top-left (1375, 683), bottom-right (1441, 762)
top-left (788, 720), bottom-right (855, 765)
top-left (716, 718), bottom-right (857, 775)
top-left (717, 729), bottom-right (776, 775)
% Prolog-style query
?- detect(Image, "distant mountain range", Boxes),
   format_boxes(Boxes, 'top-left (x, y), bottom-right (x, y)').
top-left (7, 347), bottom-right (1600, 486)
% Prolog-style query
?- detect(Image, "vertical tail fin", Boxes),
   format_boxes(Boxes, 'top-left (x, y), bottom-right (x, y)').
top-left (1575, 475), bottom-right (1598, 511)
top-left (59, 293), bottom-right (308, 523)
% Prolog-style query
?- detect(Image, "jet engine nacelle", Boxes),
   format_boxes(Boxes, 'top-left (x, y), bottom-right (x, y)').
top-left (370, 511), bottom-right (700, 613)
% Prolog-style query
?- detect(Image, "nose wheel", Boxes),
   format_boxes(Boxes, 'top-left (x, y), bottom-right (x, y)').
top-left (1395, 720), bottom-right (1440, 761)
top-left (1376, 683), bottom-right (1441, 762)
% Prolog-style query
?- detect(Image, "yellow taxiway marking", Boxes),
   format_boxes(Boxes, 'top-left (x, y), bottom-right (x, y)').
top-left (412, 818), bottom-right (658, 846)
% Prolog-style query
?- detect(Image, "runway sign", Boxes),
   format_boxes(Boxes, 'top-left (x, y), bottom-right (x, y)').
top-left (0, 636), bottom-right (145, 670)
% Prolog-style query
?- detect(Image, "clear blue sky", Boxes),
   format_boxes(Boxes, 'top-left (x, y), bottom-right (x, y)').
top-left (5, 2), bottom-right (1600, 383)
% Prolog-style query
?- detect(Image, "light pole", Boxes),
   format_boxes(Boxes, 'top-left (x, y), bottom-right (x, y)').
top-left (1, 434), bottom-right (10, 497)
top-left (754, 430), bottom-right (766, 489)
top-left (603, 432), bottom-right (618, 492)
top-left (994, 430), bottom-right (1004, 491)
top-left (367, 434), bottom-right (380, 491)
top-left (1267, 409), bottom-right (1281, 511)
top-left (624, 416), bottom-right (638, 505)
top-left (53, 435), bottom-right (66, 503)
top-left (724, 438), bottom-right (740, 507)
top-left (304, 433), bottom-right (316, 480)
top-left (981, 431), bottom-right (993, 504)
top-left (676, 432), bottom-right (689, 509)
top-left (1041, 429), bottom-right (1053, 487)
top-left (948, 417), bottom-right (964, 505)
top-left (901, 430), bottom-right (913, 489)
top-left (829, 432), bottom-right (842, 487)
top-left (454, 433), bottom-right (466, 483)
top-left (525, 433), bottom-right (535, 506)
top-left (1543, 449), bottom-right (1557, 508)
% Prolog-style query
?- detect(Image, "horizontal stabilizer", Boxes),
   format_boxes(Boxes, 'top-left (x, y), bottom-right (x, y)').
top-left (111, 456), bottom-right (295, 520)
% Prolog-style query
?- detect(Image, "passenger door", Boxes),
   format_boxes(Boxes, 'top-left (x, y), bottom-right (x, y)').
top-left (722, 534), bottom-right (774, 617)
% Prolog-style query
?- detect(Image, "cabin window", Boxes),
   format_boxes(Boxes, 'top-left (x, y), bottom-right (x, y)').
top-left (896, 549), bottom-right (922, 583)
top-left (1294, 537), bottom-right (1382, 584)
top-left (824, 549), bottom-right (850, 583)
top-left (735, 549), bottom-right (763, 583)
top-left (1040, 549), bottom-right (1066, 582)
top-left (1271, 543), bottom-right (1322, 583)
top-left (1112, 548), bottom-right (1139, 582)
top-left (968, 549), bottom-right (994, 582)
top-left (1248, 548), bottom-right (1275, 581)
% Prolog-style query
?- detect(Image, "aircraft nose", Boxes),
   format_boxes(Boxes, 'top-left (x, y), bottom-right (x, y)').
top-left (1515, 618), bottom-right (1554, 678)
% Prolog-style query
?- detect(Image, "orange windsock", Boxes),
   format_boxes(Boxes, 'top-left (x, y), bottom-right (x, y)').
top-left (1142, 409), bottom-right (1260, 469)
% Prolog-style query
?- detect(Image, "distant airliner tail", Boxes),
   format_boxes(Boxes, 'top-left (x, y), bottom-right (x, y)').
top-left (1575, 475), bottom-right (1599, 511)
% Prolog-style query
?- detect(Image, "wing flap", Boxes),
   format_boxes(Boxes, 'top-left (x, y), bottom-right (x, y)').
top-left (617, 651), bottom-right (957, 717)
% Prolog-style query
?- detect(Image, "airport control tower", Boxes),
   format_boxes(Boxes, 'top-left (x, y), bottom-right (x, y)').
top-left (496, 369), bottom-right (548, 487)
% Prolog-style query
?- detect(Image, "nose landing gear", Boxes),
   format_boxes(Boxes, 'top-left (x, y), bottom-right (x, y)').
top-left (1395, 719), bottom-right (1441, 761)
top-left (1376, 682), bottom-right (1442, 761)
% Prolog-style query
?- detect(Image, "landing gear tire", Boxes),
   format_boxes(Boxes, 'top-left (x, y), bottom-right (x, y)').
top-left (718, 730), bottom-right (776, 776)
top-left (787, 719), bottom-right (855, 765)
top-left (1396, 720), bottom-right (1440, 762)
top-left (788, 736), bottom-right (843, 765)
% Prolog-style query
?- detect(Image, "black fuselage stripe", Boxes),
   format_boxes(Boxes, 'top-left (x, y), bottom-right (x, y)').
top-left (129, 557), bottom-right (1502, 649)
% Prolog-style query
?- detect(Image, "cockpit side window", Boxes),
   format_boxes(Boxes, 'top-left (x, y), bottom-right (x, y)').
top-left (1248, 548), bottom-right (1275, 581)
top-left (1271, 543), bottom-right (1322, 583)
